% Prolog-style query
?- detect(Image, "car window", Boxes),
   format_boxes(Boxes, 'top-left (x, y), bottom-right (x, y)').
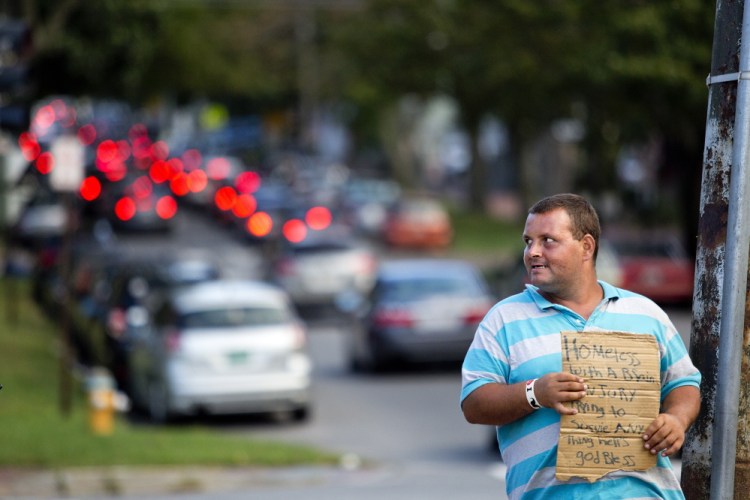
top-left (290, 243), bottom-right (352, 255)
top-left (378, 277), bottom-right (482, 301)
top-left (612, 241), bottom-right (684, 259)
top-left (179, 307), bottom-right (289, 328)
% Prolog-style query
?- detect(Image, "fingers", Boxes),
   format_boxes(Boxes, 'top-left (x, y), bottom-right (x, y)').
top-left (552, 401), bottom-right (580, 415)
top-left (643, 414), bottom-right (685, 457)
top-left (536, 373), bottom-right (587, 411)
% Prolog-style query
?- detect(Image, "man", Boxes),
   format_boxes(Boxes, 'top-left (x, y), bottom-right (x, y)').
top-left (460, 193), bottom-right (701, 499)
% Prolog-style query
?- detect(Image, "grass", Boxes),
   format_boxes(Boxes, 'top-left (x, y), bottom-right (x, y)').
top-left (0, 279), bottom-right (339, 468)
top-left (450, 209), bottom-right (524, 254)
top-left (445, 210), bottom-right (525, 277)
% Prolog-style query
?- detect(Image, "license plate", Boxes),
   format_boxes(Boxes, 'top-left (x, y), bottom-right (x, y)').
top-left (226, 351), bottom-right (249, 365)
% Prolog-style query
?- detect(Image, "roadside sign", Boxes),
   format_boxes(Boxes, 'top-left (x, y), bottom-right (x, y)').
top-left (49, 135), bottom-right (84, 192)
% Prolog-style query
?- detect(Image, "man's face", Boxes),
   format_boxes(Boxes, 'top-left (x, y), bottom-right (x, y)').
top-left (522, 208), bottom-right (589, 296)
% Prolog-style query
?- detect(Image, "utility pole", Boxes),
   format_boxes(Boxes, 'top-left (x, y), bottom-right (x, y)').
top-left (294, 0), bottom-right (319, 150)
top-left (681, 0), bottom-right (747, 498)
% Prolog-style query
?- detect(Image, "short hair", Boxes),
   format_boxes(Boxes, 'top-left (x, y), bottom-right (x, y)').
top-left (528, 193), bottom-right (601, 259)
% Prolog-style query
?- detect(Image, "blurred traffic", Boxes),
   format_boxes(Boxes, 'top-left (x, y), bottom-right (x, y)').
top-left (3, 95), bottom-right (696, 427)
top-left (5, 95), bottom-right (476, 424)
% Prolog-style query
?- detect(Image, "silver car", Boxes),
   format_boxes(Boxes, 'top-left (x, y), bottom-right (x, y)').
top-left (346, 258), bottom-right (496, 372)
top-left (272, 230), bottom-right (378, 307)
top-left (127, 280), bottom-right (312, 422)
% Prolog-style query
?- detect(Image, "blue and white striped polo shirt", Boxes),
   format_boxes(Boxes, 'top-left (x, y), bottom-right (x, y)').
top-left (461, 281), bottom-right (701, 500)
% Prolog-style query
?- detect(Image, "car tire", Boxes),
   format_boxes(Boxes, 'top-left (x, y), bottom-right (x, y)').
top-left (349, 355), bottom-right (368, 373)
top-left (292, 406), bottom-right (310, 422)
top-left (350, 348), bottom-right (384, 373)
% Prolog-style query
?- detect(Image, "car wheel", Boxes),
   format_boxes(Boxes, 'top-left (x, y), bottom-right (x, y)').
top-left (350, 347), bottom-right (385, 373)
top-left (147, 379), bottom-right (171, 423)
top-left (292, 406), bottom-right (310, 422)
top-left (349, 356), bottom-right (364, 373)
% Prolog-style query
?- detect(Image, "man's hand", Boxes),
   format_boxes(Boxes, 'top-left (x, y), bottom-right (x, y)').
top-left (642, 385), bottom-right (700, 457)
top-left (642, 413), bottom-right (687, 457)
top-left (534, 373), bottom-right (587, 414)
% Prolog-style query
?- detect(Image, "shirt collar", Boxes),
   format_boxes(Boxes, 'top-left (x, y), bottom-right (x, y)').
top-left (524, 280), bottom-right (621, 311)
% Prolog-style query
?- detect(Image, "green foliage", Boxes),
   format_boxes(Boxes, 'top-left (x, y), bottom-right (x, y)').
top-left (26, 0), bottom-right (715, 145)
top-left (23, 0), bottom-right (716, 224)
top-left (0, 279), bottom-right (338, 468)
top-left (450, 209), bottom-right (524, 256)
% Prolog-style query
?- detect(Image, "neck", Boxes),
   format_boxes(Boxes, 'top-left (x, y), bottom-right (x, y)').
top-left (540, 280), bottom-right (603, 320)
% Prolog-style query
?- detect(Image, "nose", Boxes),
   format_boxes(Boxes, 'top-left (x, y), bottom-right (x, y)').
top-left (526, 239), bottom-right (542, 257)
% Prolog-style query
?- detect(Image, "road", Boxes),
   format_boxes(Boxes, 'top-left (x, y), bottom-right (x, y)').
top-left (181, 209), bottom-right (507, 498)
top-left (108, 209), bottom-right (691, 499)
top-left (216, 321), bottom-right (507, 499)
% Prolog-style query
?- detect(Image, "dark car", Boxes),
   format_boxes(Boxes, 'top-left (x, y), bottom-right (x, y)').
top-left (11, 188), bottom-right (66, 249)
top-left (92, 173), bottom-right (176, 233)
top-left (345, 258), bottom-right (495, 372)
top-left (66, 248), bottom-right (222, 392)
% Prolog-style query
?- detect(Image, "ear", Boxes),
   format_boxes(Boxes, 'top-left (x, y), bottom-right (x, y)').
top-left (581, 234), bottom-right (596, 261)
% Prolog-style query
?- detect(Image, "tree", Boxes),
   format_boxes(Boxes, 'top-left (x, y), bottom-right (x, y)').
top-left (15, 0), bottom-right (716, 239)
top-left (330, 0), bottom-right (713, 233)
top-left (22, 1), bottom-right (302, 110)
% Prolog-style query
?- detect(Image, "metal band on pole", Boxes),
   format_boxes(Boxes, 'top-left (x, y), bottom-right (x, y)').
top-left (706, 71), bottom-right (750, 86)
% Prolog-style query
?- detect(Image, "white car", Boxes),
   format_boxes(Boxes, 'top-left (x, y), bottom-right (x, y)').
top-left (272, 230), bottom-right (378, 308)
top-left (127, 280), bottom-right (312, 422)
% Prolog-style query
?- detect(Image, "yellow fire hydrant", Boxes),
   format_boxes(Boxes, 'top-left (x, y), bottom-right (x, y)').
top-left (86, 367), bottom-right (117, 435)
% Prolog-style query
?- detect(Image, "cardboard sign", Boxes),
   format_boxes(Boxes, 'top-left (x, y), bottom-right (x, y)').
top-left (556, 331), bottom-right (660, 482)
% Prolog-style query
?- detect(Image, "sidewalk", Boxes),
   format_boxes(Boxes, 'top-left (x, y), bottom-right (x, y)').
top-left (0, 464), bottom-right (350, 498)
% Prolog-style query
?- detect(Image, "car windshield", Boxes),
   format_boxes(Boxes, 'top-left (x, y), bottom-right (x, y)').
top-left (180, 307), bottom-right (289, 328)
top-left (290, 242), bottom-right (352, 255)
top-left (379, 277), bottom-right (481, 301)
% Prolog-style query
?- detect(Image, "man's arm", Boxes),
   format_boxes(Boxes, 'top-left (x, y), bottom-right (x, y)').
top-left (462, 373), bottom-right (587, 426)
top-left (642, 385), bottom-right (701, 457)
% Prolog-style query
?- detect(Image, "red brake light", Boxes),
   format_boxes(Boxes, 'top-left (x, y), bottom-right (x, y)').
top-left (77, 124), bottom-right (97, 146)
top-left (114, 197), bottom-right (136, 221)
top-left (79, 176), bottom-right (102, 201)
top-left (235, 171), bottom-right (261, 193)
top-left (283, 219), bottom-right (307, 243)
top-left (107, 308), bottom-right (127, 338)
top-left (155, 196), bottom-right (178, 219)
top-left (165, 328), bottom-right (181, 353)
top-left (35, 151), bottom-right (54, 174)
top-left (463, 303), bottom-right (491, 325)
top-left (19, 132), bottom-right (41, 161)
top-left (247, 211), bottom-right (273, 237)
top-left (306, 206), bottom-right (332, 230)
top-left (373, 307), bottom-right (414, 328)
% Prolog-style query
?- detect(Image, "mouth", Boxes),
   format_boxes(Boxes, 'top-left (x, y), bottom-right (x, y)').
top-left (530, 264), bottom-right (548, 271)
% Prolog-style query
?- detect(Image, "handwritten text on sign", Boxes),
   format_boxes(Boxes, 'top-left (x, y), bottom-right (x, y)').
top-left (556, 331), bottom-right (660, 482)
